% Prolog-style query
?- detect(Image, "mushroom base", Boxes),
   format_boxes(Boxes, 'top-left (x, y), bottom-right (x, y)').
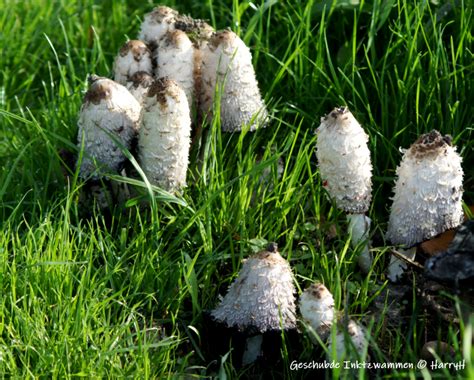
top-left (347, 213), bottom-right (372, 273)
top-left (387, 247), bottom-right (417, 282)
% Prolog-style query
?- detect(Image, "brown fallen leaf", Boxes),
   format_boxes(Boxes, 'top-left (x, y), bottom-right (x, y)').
top-left (420, 206), bottom-right (474, 256)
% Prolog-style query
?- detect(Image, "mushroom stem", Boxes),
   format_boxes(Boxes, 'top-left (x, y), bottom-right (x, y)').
top-left (242, 334), bottom-right (263, 366)
top-left (347, 213), bottom-right (372, 273)
top-left (387, 247), bottom-right (417, 282)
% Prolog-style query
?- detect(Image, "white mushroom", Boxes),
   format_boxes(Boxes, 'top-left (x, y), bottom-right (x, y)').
top-left (299, 282), bottom-right (335, 343)
top-left (113, 40), bottom-right (153, 86)
top-left (211, 243), bottom-right (296, 365)
top-left (386, 130), bottom-right (464, 282)
top-left (328, 319), bottom-right (368, 362)
top-left (315, 107), bottom-right (373, 272)
top-left (155, 30), bottom-right (196, 107)
top-left (138, 6), bottom-right (178, 49)
top-left (200, 30), bottom-right (267, 132)
top-left (138, 78), bottom-right (191, 192)
top-left (76, 75), bottom-right (141, 181)
top-left (125, 71), bottom-right (154, 104)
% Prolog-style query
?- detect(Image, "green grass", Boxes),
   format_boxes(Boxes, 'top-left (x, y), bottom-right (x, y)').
top-left (0, 0), bottom-right (473, 378)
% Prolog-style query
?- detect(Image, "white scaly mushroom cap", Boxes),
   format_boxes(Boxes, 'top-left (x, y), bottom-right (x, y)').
top-left (211, 244), bottom-right (297, 332)
top-left (299, 283), bottom-right (335, 343)
top-left (138, 6), bottom-right (178, 49)
top-left (77, 76), bottom-right (141, 180)
top-left (125, 71), bottom-right (155, 105)
top-left (155, 30), bottom-right (196, 107)
top-left (138, 78), bottom-right (191, 192)
top-left (113, 40), bottom-right (153, 86)
top-left (386, 130), bottom-right (464, 247)
top-left (315, 107), bottom-right (372, 214)
top-left (200, 30), bottom-right (267, 132)
top-left (328, 319), bottom-right (368, 361)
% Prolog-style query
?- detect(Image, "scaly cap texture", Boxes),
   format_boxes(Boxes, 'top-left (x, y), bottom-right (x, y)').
top-left (386, 130), bottom-right (464, 247)
top-left (200, 30), bottom-right (267, 132)
top-left (126, 71), bottom-right (155, 104)
top-left (316, 107), bottom-right (372, 213)
top-left (155, 30), bottom-right (196, 107)
top-left (299, 283), bottom-right (335, 342)
top-left (77, 76), bottom-right (141, 180)
top-left (113, 40), bottom-right (153, 85)
top-left (138, 78), bottom-right (191, 192)
top-left (211, 244), bottom-right (297, 332)
top-left (139, 6), bottom-right (178, 48)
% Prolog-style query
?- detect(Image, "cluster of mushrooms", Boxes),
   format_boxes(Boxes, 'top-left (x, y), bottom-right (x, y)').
top-left (210, 112), bottom-right (464, 364)
top-left (315, 108), bottom-right (463, 282)
top-left (77, 5), bottom-right (267, 199)
top-left (74, 4), bottom-right (466, 368)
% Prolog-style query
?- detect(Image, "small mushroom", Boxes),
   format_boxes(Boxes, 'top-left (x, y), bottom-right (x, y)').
top-left (386, 130), bottom-right (464, 282)
top-left (113, 40), bottom-right (153, 86)
top-left (138, 78), bottom-right (191, 192)
top-left (315, 107), bottom-right (373, 272)
top-left (125, 71), bottom-right (154, 105)
top-left (138, 6), bottom-right (178, 50)
top-left (76, 75), bottom-right (141, 181)
top-left (200, 30), bottom-right (268, 132)
top-left (155, 30), bottom-right (196, 107)
top-left (299, 282), bottom-right (335, 343)
top-left (211, 243), bottom-right (297, 365)
top-left (327, 319), bottom-right (368, 362)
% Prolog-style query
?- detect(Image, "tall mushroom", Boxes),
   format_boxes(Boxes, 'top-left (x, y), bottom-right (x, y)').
top-left (77, 75), bottom-right (141, 181)
top-left (315, 107), bottom-right (373, 272)
top-left (113, 40), bottom-right (153, 86)
top-left (138, 78), bottom-right (191, 192)
top-left (155, 30), bottom-right (196, 107)
top-left (200, 30), bottom-right (267, 132)
top-left (211, 243), bottom-right (297, 365)
top-left (386, 130), bottom-right (464, 281)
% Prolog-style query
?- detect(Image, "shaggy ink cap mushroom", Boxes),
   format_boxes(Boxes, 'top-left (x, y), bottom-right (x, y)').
top-left (139, 6), bottom-right (178, 49)
top-left (200, 29), bottom-right (268, 132)
top-left (211, 243), bottom-right (297, 333)
top-left (386, 130), bottom-right (464, 248)
top-left (138, 77), bottom-right (191, 192)
top-left (299, 283), bottom-right (335, 343)
top-left (315, 106), bottom-right (372, 214)
top-left (113, 40), bottom-right (153, 85)
top-left (77, 76), bottom-right (141, 180)
top-left (155, 30), bottom-right (196, 107)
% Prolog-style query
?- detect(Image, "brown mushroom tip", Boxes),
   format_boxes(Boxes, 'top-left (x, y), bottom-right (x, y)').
top-left (147, 77), bottom-right (181, 105)
top-left (323, 106), bottom-right (348, 121)
top-left (307, 282), bottom-right (330, 300)
top-left (128, 71), bottom-right (155, 88)
top-left (164, 29), bottom-right (188, 46)
top-left (84, 77), bottom-right (114, 104)
top-left (149, 5), bottom-right (179, 21)
top-left (119, 40), bottom-right (149, 57)
top-left (210, 29), bottom-right (237, 48)
top-left (410, 130), bottom-right (453, 158)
